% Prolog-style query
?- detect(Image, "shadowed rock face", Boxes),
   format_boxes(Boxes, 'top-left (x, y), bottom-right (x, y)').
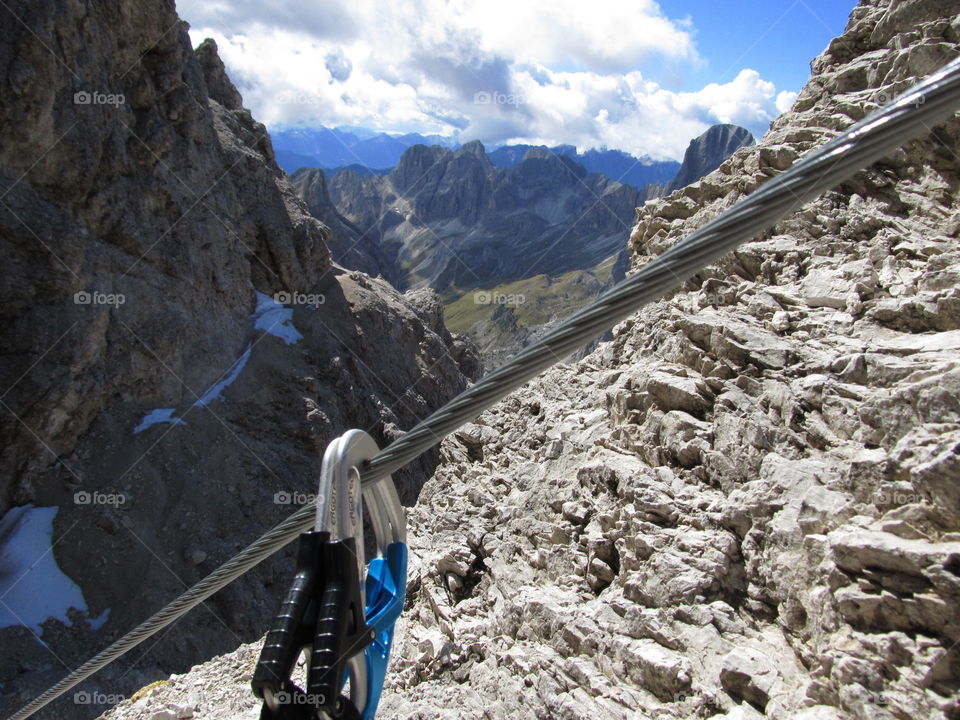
top-left (288, 167), bottom-right (396, 284)
top-left (0, 15), bottom-right (330, 517)
top-left (0, 2), bottom-right (473, 718)
top-left (666, 123), bottom-right (755, 193)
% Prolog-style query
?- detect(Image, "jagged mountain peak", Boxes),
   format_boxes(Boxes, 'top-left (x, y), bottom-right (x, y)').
top-left (454, 139), bottom-right (489, 159)
top-left (194, 38), bottom-right (244, 112)
top-left (665, 122), bottom-right (755, 192)
top-left (389, 143), bottom-right (453, 192)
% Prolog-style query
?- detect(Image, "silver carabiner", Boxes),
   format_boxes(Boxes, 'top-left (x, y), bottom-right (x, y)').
top-left (314, 429), bottom-right (406, 717)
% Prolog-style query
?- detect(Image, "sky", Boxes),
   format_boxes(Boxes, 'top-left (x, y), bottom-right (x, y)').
top-left (178, 0), bottom-right (858, 160)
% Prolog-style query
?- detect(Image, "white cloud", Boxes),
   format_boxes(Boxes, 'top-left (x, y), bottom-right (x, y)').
top-left (454, 0), bottom-right (699, 72)
top-left (178, 0), bottom-right (792, 160)
top-left (776, 90), bottom-right (799, 114)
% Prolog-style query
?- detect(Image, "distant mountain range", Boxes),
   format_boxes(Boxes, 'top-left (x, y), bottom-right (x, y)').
top-left (291, 140), bottom-right (647, 363)
top-left (271, 126), bottom-right (681, 190)
top-left (272, 126), bottom-right (458, 173)
top-left (487, 144), bottom-right (679, 190)
top-left (307, 140), bottom-right (642, 295)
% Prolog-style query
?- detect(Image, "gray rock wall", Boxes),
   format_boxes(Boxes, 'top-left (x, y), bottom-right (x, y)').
top-left (0, 2), bottom-right (472, 718)
top-left (377, 2), bottom-right (960, 718)
top-left (289, 167), bottom-right (395, 283)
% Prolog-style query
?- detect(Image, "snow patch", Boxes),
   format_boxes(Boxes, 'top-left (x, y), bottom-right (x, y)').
top-left (0, 505), bottom-right (107, 634)
top-left (132, 291), bottom-right (300, 433)
top-left (194, 344), bottom-right (253, 407)
top-left (133, 345), bottom-right (253, 432)
top-left (88, 607), bottom-right (110, 630)
top-left (134, 408), bottom-right (185, 434)
top-left (252, 291), bottom-right (303, 344)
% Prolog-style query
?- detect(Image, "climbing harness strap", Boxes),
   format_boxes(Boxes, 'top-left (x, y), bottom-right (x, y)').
top-left (252, 430), bottom-right (407, 720)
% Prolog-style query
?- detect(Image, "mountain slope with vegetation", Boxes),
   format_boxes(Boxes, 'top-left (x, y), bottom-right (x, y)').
top-left (300, 129), bottom-right (748, 365)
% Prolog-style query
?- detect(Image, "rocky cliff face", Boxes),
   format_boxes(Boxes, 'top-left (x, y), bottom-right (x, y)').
top-left (100, 2), bottom-right (960, 720)
top-left (0, 2), bottom-right (472, 718)
top-left (324, 140), bottom-right (641, 295)
top-left (664, 123), bottom-right (755, 194)
top-left (377, 2), bottom-right (960, 718)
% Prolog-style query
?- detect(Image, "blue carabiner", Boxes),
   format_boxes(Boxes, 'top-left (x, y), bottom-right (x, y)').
top-left (359, 541), bottom-right (407, 719)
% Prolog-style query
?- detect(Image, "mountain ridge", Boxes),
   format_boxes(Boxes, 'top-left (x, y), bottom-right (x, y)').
top-left (270, 123), bottom-right (691, 190)
top-left (317, 139), bottom-right (641, 296)
top-left (272, 125), bottom-right (460, 173)
top-left (295, 127), bottom-right (751, 364)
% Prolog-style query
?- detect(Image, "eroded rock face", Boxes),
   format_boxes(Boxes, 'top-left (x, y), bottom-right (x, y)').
top-left (0, 14), bottom-right (328, 515)
top-left (324, 140), bottom-right (642, 294)
top-left (94, 2), bottom-right (960, 720)
top-left (376, 2), bottom-right (960, 719)
top-left (0, 2), bottom-right (471, 718)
